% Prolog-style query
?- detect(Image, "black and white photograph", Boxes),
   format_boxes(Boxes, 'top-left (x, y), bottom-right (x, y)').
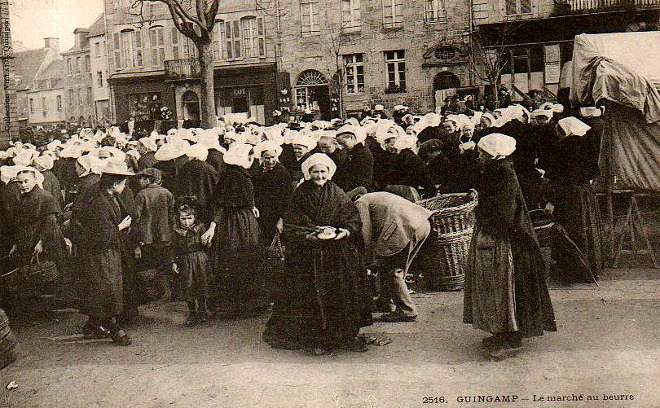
top-left (0, 0), bottom-right (659, 407)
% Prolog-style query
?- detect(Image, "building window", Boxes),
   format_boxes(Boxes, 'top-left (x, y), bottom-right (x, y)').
top-left (225, 20), bottom-right (242, 59)
top-left (29, 98), bottom-right (34, 114)
top-left (382, 0), bottom-right (403, 29)
top-left (57, 95), bottom-right (62, 111)
top-left (68, 89), bottom-right (74, 107)
top-left (84, 55), bottom-right (90, 72)
top-left (241, 17), bottom-right (266, 58)
top-left (300, 0), bottom-right (320, 37)
top-left (97, 71), bottom-right (103, 88)
top-left (385, 50), bottom-right (406, 93)
top-left (171, 27), bottom-right (180, 60)
top-left (181, 34), bottom-right (198, 59)
top-left (149, 26), bottom-right (165, 67)
top-left (506, 0), bottom-right (532, 15)
top-left (77, 88), bottom-right (83, 106)
top-left (213, 20), bottom-right (225, 60)
top-left (76, 56), bottom-right (81, 74)
top-left (67, 58), bottom-right (73, 75)
top-left (117, 29), bottom-right (143, 69)
top-left (41, 97), bottom-right (47, 115)
top-left (341, 0), bottom-right (361, 32)
top-left (425, 0), bottom-right (447, 23)
top-left (344, 53), bottom-right (364, 94)
top-left (95, 42), bottom-right (101, 58)
top-left (87, 87), bottom-right (93, 104)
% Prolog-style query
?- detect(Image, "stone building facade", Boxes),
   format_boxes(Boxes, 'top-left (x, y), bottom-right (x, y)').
top-left (274, 0), bottom-right (472, 118)
top-left (88, 14), bottom-right (113, 124)
top-left (62, 28), bottom-right (95, 127)
top-left (473, 0), bottom-right (660, 104)
top-left (104, 0), bottom-right (278, 126)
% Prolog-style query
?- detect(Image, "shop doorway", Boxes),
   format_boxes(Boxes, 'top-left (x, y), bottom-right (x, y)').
top-left (182, 90), bottom-right (200, 121)
top-left (294, 70), bottom-right (331, 120)
top-left (434, 71), bottom-right (461, 112)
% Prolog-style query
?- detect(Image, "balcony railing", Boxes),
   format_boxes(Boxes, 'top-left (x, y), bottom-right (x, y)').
top-left (164, 59), bottom-right (200, 79)
top-left (554, 0), bottom-right (660, 15)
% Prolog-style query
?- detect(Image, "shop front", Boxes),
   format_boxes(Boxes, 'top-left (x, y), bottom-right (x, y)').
top-left (109, 75), bottom-right (175, 129)
top-left (213, 63), bottom-right (277, 125)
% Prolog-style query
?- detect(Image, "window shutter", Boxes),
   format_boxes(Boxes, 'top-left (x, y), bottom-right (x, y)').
top-left (257, 17), bottom-right (265, 57)
top-left (301, 3), bottom-right (311, 36)
top-left (394, 0), bottom-right (403, 25)
top-left (150, 30), bottom-right (158, 66)
top-left (312, 3), bottom-right (320, 33)
top-left (226, 21), bottom-right (234, 59)
top-left (233, 20), bottom-right (242, 58)
top-left (172, 27), bottom-right (180, 59)
top-left (383, 0), bottom-right (393, 26)
top-left (113, 32), bottom-right (121, 69)
top-left (133, 30), bottom-right (143, 66)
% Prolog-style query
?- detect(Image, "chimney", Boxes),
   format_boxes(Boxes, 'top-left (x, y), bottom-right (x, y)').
top-left (44, 37), bottom-right (59, 52)
top-left (73, 28), bottom-right (90, 49)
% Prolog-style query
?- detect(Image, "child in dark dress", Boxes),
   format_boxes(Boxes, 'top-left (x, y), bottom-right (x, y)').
top-left (172, 197), bottom-right (211, 326)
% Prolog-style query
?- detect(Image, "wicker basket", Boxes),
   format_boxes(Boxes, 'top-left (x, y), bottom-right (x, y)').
top-left (417, 193), bottom-right (477, 235)
top-left (424, 228), bottom-right (473, 291)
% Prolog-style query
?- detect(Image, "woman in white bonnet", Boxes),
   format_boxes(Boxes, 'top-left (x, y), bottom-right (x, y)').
top-left (263, 153), bottom-right (373, 355)
top-left (464, 133), bottom-right (556, 360)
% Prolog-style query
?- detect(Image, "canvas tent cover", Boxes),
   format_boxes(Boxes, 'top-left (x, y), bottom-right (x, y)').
top-left (570, 32), bottom-right (660, 123)
top-left (570, 32), bottom-right (660, 192)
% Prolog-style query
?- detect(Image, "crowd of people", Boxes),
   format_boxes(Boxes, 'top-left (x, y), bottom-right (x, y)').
top-left (0, 97), bottom-right (605, 359)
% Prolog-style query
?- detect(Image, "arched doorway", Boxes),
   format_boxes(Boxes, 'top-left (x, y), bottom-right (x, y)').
top-left (182, 90), bottom-right (200, 121)
top-left (433, 71), bottom-right (461, 91)
top-left (433, 71), bottom-right (461, 112)
top-left (295, 70), bottom-right (331, 120)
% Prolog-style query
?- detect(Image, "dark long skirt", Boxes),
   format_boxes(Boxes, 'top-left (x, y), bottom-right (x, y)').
top-left (179, 251), bottom-right (211, 302)
top-left (212, 207), bottom-right (265, 315)
top-left (79, 249), bottom-right (123, 319)
top-left (463, 226), bottom-right (556, 338)
top-left (552, 182), bottom-right (604, 280)
top-left (264, 241), bottom-right (373, 349)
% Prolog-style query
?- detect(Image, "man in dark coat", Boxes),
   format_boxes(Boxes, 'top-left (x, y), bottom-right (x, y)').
top-left (176, 148), bottom-right (220, 225)
top-left (10, 169), bottom-right (66, 267)
top-left (334, 128), bottom-right (374, 192)
top-left (76, 162), bottom-right (134, 345)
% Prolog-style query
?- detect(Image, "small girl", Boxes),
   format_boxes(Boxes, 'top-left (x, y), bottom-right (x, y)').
top-left (172, 197), bottom-right (212, 326)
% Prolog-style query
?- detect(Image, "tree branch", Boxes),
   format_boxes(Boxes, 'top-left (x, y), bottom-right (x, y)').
top-left (206, 0), bottom-right (220, 30)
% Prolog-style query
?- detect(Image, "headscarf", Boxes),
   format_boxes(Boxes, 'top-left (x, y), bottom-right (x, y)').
top-left (224, 131), bottom-right (247, 145)
top-left (254, 140), bottom-right (283, 160)
top-left (301, 153), bottom-right (337, 180)
top-left (15, 166), bottom-right (45, 189)
top-left (76, 155), bottom-right (104, 177)
top-left (481, 112), bottom-right (496, 128)
top-left (139, 137), bottom-right (158, 152)
top-left (291, 133), bottom-right (317, 151)
top-left (46, 140), bottom-right (62, 152)
top-left (13, 149), bottom-right (38, 166)
top-left (580, 106), bottom-right (602, 118)
top-left (1, 166), bottom-right (22, 185)
top-left (394, 134), bottom-right (418, 152)
top-left (197, 130), bottom-right (225, 152)
top-left (33, 155), bottom-right (54, 171)
top-left (558, 117), bottom-right (591, 138)
top-left (155, 141), bottom-right (188, 162)
top-left (59, 146), bottom-right (83, 159)
top-left (336, 124), bottom-right (367, 144)
top-left (477, 133), bottom-right (517, 159)
top-left (508, 104), bottom-right (531, 123)
top-left (186, 144), bottom-right (209, 162)
top-left (530, 109), bottom-right (553, 120)
top-left (223, 143), bottom-right (254, 169)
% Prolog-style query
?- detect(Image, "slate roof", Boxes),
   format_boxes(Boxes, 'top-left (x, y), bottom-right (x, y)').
top-left (13, 48), bottom-right (49, 91)
top-left (87, 13), bottom-right (105, 38)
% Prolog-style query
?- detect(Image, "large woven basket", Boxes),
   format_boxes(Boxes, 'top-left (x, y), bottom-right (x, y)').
top-left (423, 228), bottom-right (473, 291)
top-left (417, 193), bottom-right (477, 235)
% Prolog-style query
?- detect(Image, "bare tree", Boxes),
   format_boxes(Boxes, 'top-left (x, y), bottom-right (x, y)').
top-left (131, 0), bottom-right (219, 128)
top-left (469, 23), bottom-right (520, 106)
top-left (321, 11), bottom-right (352, 119)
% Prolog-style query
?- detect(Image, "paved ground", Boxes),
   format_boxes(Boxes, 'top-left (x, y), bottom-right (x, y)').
top-left (1, 268), bottom-right (659, 408)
